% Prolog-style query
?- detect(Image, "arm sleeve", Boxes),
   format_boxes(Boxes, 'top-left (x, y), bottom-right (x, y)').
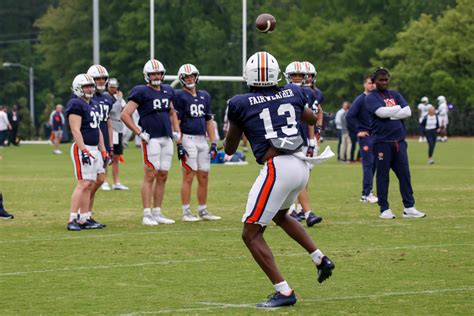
top-left (391, 106), bottom-right (411, 119)
top-left (335, 110), bottom-right (342, 126)
top-left (374, 106), bottom-right (402, 118)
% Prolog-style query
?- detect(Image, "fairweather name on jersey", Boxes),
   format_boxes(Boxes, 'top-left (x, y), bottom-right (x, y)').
top-left (248, 88), bottom-right (295, 105)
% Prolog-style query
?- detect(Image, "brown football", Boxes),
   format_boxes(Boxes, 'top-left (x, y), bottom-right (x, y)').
top-left (256, 13), bottom-right (276, 33)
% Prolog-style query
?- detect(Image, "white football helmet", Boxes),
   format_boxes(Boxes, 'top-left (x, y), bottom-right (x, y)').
top-left (302, 61), bottom-right (317, 86)
top-left (72, 74), bottom-right (95, 99)
top-left (284, 61), bottom-right (306, 85)
top-left (437, 95), bottom-right (446, 103)
top-left (87, 65), bottom-right (109, 92)
top-left (244, 51), bottom-right (280, 87)
top-left (178, 63), bottom-right (199, 89)
top-left (421, 96), bottom-right (429, 103)
top-left (143, 59), bottom-right (166, 86)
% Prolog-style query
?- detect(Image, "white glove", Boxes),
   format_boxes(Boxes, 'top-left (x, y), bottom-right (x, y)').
top-left (172, 131), bottom-right (180, 142)
top-left (139, 131), bottom-right (150, 144)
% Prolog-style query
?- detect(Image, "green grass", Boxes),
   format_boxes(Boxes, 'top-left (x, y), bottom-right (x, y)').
top-left (0, 138), bottom-right (473, 315)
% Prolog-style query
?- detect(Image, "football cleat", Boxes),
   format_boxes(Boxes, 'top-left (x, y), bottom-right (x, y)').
top-left (306, 212), bottom-right (323, 227)
top-left (379, 209), bottom-right (396, 219)
top-left (289, 210), bottom-right (302, 222)
top-left (403, 207), bottom-right (426, 218)
top-left (67, 219), bottom-right (81, 231)
top-left (79, 219), bottom-right (103, 229)
top-left (112, 183), bottom-right (129, 190)
top-left (360, 193), bottom-right (378, 204)
top-left (198, 209), bottom-right (221, 221)
top-left (142, 215), bottom-right (159, 226)
top-left (182, 210), bottom-right (200, 222)
top-left (296, 211), bottom-right (306, 221)
top-left (88, 217), bottom-right (106, 228)
top-left (153, 213), bottom-right (175, 224)
top-left (317, 256), bottom-right (335, 283)
top-left (101, 182), bottom-right (111, 191)
top-left (256, 291), bottom-right (297, 308)
top-left (0, 209), bottom-right (14, 220)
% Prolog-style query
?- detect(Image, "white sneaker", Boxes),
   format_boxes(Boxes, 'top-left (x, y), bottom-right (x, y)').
top-left (418, 137), bottom-right (423, 143)
top-left (428, 158), bottom-right (434, 165)
top-left (198, 209), bottom-right (222, 221)
top-left (366, 193), bottom-right (378, 204)
top-left (153, 213), bottom-right (175, 224)
top-left (142, 215), bottom-right (159, 226)
top-left (403, 207), bottom-right (426, 218)
top-left (53, 149), bottom-right (62, 154)
top-left (182, 209), bottom-right (200, 222)
top-left (101, 182), bottom-right (111, 191)
top-left (112, 183), bottom-right (129, 190)
top-left (379, 209), bottom-right (396, 219)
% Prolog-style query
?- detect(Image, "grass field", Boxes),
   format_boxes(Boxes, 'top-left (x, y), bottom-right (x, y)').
top-left (0, 138), bottom-right (473, 315)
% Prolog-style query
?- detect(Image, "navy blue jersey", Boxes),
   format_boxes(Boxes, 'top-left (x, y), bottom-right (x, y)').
top-left (300, 87), bottom-right (317, 145)
top-left (174, 89), bottom-right (212, 135)
top-left (65, 97), bottom-right (100, 146)
top-left (128, 84), bottom-right (175, 138)
top-left (313, 88), bottom-right (324, 105)
top-left (365, 89), bottom-right (409, 143)
top-left (92, 92), bottom-right (114, 149)
top-left (228, 84), bottom-right (307, 164)
top-left (51, 112), bottom-right (64, 131)
top-left (347, 93), bottom-right (372, 133)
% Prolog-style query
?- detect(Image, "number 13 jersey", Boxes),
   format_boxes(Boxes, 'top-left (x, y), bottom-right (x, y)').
top-left (227, 84), bottom-right (307, 164)
top-left (128, 84), bottom-right (176, 138)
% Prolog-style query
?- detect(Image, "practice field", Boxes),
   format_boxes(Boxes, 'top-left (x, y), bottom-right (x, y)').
top-left (0, 138), bottom-right (473, 315)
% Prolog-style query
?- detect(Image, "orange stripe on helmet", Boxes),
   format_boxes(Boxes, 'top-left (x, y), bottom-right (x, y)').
top-left (260, 52), bottom-right (266, 82)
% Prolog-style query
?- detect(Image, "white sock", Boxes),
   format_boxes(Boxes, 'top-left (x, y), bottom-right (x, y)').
top-left (86, 212), bottom-right (91, 219)
top-left (152, 207), bottom-right (161, 216)
top-left (198, 204), bottom-right (207, 211)
top-left (79, 213), bottom-right (88, 223)
top-left (143, 208), bottom-right (152, 217)
top-left (182, 204), bottom-right (190, 213)
top-left (304, 211), bottom-right (312, 219)
top-left (273, 281), bottom-right (292, 296)
top-left (69, 213), bottom-right (78, 222)
top-left (310, 249), bottom-right (324, 265)
top-left (297, 203), bottom-right (303, 212)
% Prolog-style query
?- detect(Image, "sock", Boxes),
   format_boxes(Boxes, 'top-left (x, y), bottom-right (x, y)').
top-left (310, 249), bottom-right (324, 265)
top-left (143, 208), bottom-right (152, 217)
top-left (297, 203), bottom-right (303, 212)
top-left (274, 281), bottom-right (292, 296)
top-left (79, 213), bottom-right (88, 223)
top-left (182, 204), bottom-right (190, 213)
top-left (86, 212), bottom-right (91, 219)
top-left (304, 211), bottom-right (312, 219)
top-left (198, 204), bottom-right (207, 211)
top-left (69, 213), bottom-right (78, 222)
top-left (152, 207), bottom-right (161, 216)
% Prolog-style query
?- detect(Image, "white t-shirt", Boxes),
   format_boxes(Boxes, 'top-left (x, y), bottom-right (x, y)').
top-left (335, 108), bottom-right (345, 130)
top-left (438, 102), bottom-right (449, 125)
top-left (0, 111), bottom-right (10, 131)
top-left (417, 103), bottom-right (433, 123)
top-left (425, 115), bottom-right (438, 130)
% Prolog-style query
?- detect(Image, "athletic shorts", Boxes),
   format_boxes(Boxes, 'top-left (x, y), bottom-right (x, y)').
top-left (181, 134), bottom-right (210, 172)
top-left (439, 116), bottom-right (449, 127)
top-left (113, 132), bottom-right (123, 155)
top-left (70, 143), bottom-right (102, 181)
top-left (242, 155), bottom-right (310, 226)
top-left (52, 130), bottom-right (63, 139)
top-left (142, 137), bottom-right (173, 171)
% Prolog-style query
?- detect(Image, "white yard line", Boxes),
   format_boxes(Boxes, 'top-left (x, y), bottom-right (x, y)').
top-left (121, 287), bottom-right (474, 314)
top-left (1, 243), bottom-right (472, 277)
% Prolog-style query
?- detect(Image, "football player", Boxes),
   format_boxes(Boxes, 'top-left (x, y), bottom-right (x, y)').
top-left (121, 59), bottom-right (180, 226)
top-left (437, 95), bottom-right (449, 142)
top-left (417, 96), bottom-right (432, 142)
top-left (174, 64), bottom-right (221, 221)
top-left (224, 51), bottom-right (335, 308)
top-left (284, 61), bottom-right (323, 227)
top-left (65, 74), bottom-right (108, 231)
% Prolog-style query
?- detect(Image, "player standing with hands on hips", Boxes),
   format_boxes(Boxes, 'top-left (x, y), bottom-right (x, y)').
top-left (225, 51), bottom-right (334, 308)
top-left (174, 64), bottom-right (221, 222)
top-left (365, 67), bottom-right (426, 219)
top-left (121, 59), bottom-right (181, 226)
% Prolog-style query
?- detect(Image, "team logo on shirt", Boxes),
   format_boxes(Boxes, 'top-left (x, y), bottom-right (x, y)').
top-left (378, 152), bottom-right (384, 160)
top-left (384, 98), bottom-right (396, 107)
top-left (363, 145), bottom-right (369, 152)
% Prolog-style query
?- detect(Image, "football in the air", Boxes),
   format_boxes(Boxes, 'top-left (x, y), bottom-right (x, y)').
top-left (256, 13), bottom-right (276, 33)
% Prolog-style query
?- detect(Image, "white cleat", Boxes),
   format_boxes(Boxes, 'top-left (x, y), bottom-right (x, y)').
top-left (142, 215), bottom-right (159, 226)
top-left (198, 209), bottom-right (222, 221)
top-left (101, 182), bottom-right (111, 191)
top-left (112, 183), bottom-right (129, 190)
top-left (182, 209), bottom-right (200, 222)
top-left (153, 213), bottom-right (175, 224)
top-left (366, 193), bottom-right (378, 204)
top-left (379, 209), bottom-right (396, 219)
top-left (53, 149), bottom-right (62, 154)
top-left (403, 207), bottom-right (426, 218)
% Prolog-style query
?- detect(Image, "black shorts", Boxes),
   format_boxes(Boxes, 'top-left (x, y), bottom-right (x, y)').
top-left (113, 133), bottom-right (123, 155)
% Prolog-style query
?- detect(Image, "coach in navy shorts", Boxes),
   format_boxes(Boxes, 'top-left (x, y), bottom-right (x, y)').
top-left (365, 67), bottom-right (426, 219)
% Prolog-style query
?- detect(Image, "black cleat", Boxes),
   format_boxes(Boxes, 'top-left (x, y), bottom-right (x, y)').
top-left (67, 219), bottom-right (81, 231)
top-left (289, 210), bottom-right (302, 222)
top-left (317, 256), bottom-right (335, 283)
top-left (88, 217), bottom-right (106, 228)
top-left (256, 291), bottom-right (297, 308)
top-left (306, 212), bottom-right (323, 227)
top-left (0, 209), bottom-right (14, 219)
top-left (297, 211), bottom-right (306, 221)
top-left (79, 219), bottom-right (103, 229)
